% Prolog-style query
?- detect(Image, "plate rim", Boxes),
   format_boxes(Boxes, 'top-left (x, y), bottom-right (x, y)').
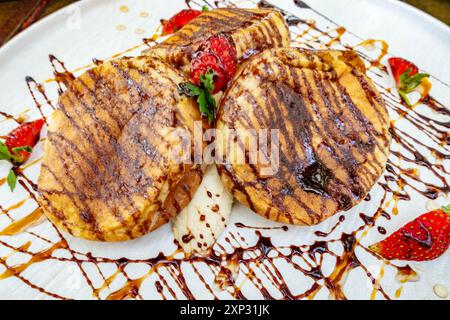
top-left (1, 0), bottom-right (449, 61)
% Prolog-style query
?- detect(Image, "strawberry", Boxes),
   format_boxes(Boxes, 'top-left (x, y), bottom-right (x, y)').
top-left (5, 119), bottom-right (45, 164)
top-left (179, 32), bottom-right (237, 123)
top-left (369, 205), bottom-right (450, 261)
top-left (162, 9), bottom-right (203, 35)
top-left (388, 57), bottom-right (418, 86)
top-left (388, 57), bottom-right (429, 106)
top-left (191, 51), bottom-right (228, 94)
top-left (190, 33), bottom-right (237, 94)
top-left (198, 33), bottom-right (237, 80)
top-left (0, 118), bottom-right (44, 192)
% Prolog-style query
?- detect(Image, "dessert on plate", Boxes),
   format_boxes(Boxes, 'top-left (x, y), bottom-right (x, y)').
top-left (35, 7), bottom-right (390, 253)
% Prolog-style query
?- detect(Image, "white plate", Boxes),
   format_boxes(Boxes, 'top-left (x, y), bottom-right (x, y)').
top-left (0, 0), bottom-right (449, 300)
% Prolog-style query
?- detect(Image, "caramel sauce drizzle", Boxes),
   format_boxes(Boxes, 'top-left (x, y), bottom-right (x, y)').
top-left (0, 0), bottom-right (448, 300)
top-left (355, 39), bottom-right (389, 68)
top-left (0, 208), bottom-right (44, 236)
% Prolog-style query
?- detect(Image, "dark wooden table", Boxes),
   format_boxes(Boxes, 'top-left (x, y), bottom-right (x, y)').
top-left (0, 0), bottom-right (449, 46)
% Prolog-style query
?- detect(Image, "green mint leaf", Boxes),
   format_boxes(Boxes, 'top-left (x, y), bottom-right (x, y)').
top-left (399, 68), bottom-right (412, 86)
top-left (197, 90), bottom-right (206, 112)
top-left (0, 141), bottom-right (13, 161)
top-left (200, 70), bottom-right (215, 93)
top-left (0, 151), bottom-right (12, 161)
top-left (202, 5), bottom-right (209, 12)
top-left (178, 82), bottom-right (202, 97)
top-left (399, 90), bottom-right (412, 107)
top-left (205, 90), bottom-right (216, 109)
top-left (178, 72), bottom-right (217, 123)
top-left (404, 73), bottom-right (429, 93)
top-left (197, 90), bottom-right (208, 117)
top-left (7, 169), bottom-right (17, 192)
top-left (399, 68), bottom-right (429, 94)
top-left (0, 153), bottom-right (11, 161)
top-left (197, 90), bottom-right (215, 123)
top-left (0, 141), bottom-right (12, 161)
top-left (442, 205), bottom-right (450, 215)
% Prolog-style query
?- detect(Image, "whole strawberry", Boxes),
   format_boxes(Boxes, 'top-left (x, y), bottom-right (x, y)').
top-left (5, 119), bottom-right (45, 164)
top-left (388, 57), bottom-right (429, 106)
top-left (369, 205), bottom-right (450, 261)
top-left (388, 57), bottom-right (418, 86)
top-left (162, 9), bottom-right (203, 35)
top-left (0, 119), bottom-right (45, 191)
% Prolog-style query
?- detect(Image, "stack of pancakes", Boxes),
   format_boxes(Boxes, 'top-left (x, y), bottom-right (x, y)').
top-left (38, 8), bottom-right (390, 242)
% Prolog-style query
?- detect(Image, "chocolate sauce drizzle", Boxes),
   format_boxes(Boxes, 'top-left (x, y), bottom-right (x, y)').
top-left (0, 0), bottom-right (448, 300)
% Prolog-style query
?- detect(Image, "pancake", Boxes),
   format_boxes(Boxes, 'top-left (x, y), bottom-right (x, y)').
top-left (37, 8), bottom-right (292, 242)
top-left (38, 56), bottom-right (209, 241)
top-left (144, 8), bottom-right (290, 70)
top-left (216, 48), bottom-right (391, 225)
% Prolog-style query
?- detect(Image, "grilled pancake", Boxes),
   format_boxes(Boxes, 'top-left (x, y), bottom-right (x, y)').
top-left (144, 8), bottom-right (290, 70)
top-left (37, 8), bottom-right (291, 242)
top-left (38, 56), bottom-right (209, 241)
top-left (216, 48), bottom-right (391, 225)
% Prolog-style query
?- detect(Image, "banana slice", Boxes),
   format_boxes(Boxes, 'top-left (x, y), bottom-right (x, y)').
top-left (172, 165), bottom-right (233, 256)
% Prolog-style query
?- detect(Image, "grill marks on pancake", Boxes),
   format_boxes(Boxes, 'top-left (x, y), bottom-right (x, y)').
top-left (217, 49), bottom-right (390, 225)
top-left (308, 70), bottom-right (372, 204)
top-left (43, 71), bottom-right (137, 237)
top-left (147, 8), bottom-right (289, 66)
top-left (40, 58), bottom-right (196, 239)
top-left (183, 8), bottom-right (268, 41)
top-left (311, 71), bottom-right (373, 191)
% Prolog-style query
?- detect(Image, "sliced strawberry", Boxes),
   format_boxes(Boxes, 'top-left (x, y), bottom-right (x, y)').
top-left (162, 9), bottom-right (202, 35)
top-left (388, 57), bottom-right (430, 106)
top-left (199, 33), bottom-right (237, 79)
top-left (5, 119), bottom-right (45, 164)
top-left (191, 51), bottom-right (228, 94)
top-left (388, 57), bottom-right (418, 87)
top-left (181, 32), bottom-right (237, 122)
top-left (369, 206), bottom-right (450, 261)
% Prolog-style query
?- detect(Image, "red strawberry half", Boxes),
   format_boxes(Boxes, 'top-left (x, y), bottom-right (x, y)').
top-left (199, 33), bottom-right (237, 79)
top-left (190, 33), bottom-right (237, 94)
top-left (5, 119), bottom-right (45, 164)
top-left (369, 206), bottom-right (450, 261)
top-left (388, 57), bottom-right (418, 87)
top-left (162, 9), bottom-right (202, 35)
top-left (191, 51), bottom-right (228, 94)
top-left (387, 57), bottom-right (429, 106)
top-left (179, 32), bottom-right (238, 123)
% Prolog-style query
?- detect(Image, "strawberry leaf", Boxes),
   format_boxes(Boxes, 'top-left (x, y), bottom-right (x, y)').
top-left (196, 90), bottom-right (210, 122)
top-left (396, 68), bottom-right (429, 106)
top-left (442, 205), bottom-right (450, 215)
top-left (178, 70), bottom-right (217, 124)
top-left (178, 82), bottom-right (202, 97)
top-left (7, 169), bottom-right (17, 192)
top-left (200, 71), bottom-right (215, 93)
top-left (399, 68), bottom-right (412, 86)
top-left (0, 141), bottom-right (13, 161)
top-left (405, 74), bottom-right (429, 93)
top-left (202, 5), bottom-right (209, 12)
